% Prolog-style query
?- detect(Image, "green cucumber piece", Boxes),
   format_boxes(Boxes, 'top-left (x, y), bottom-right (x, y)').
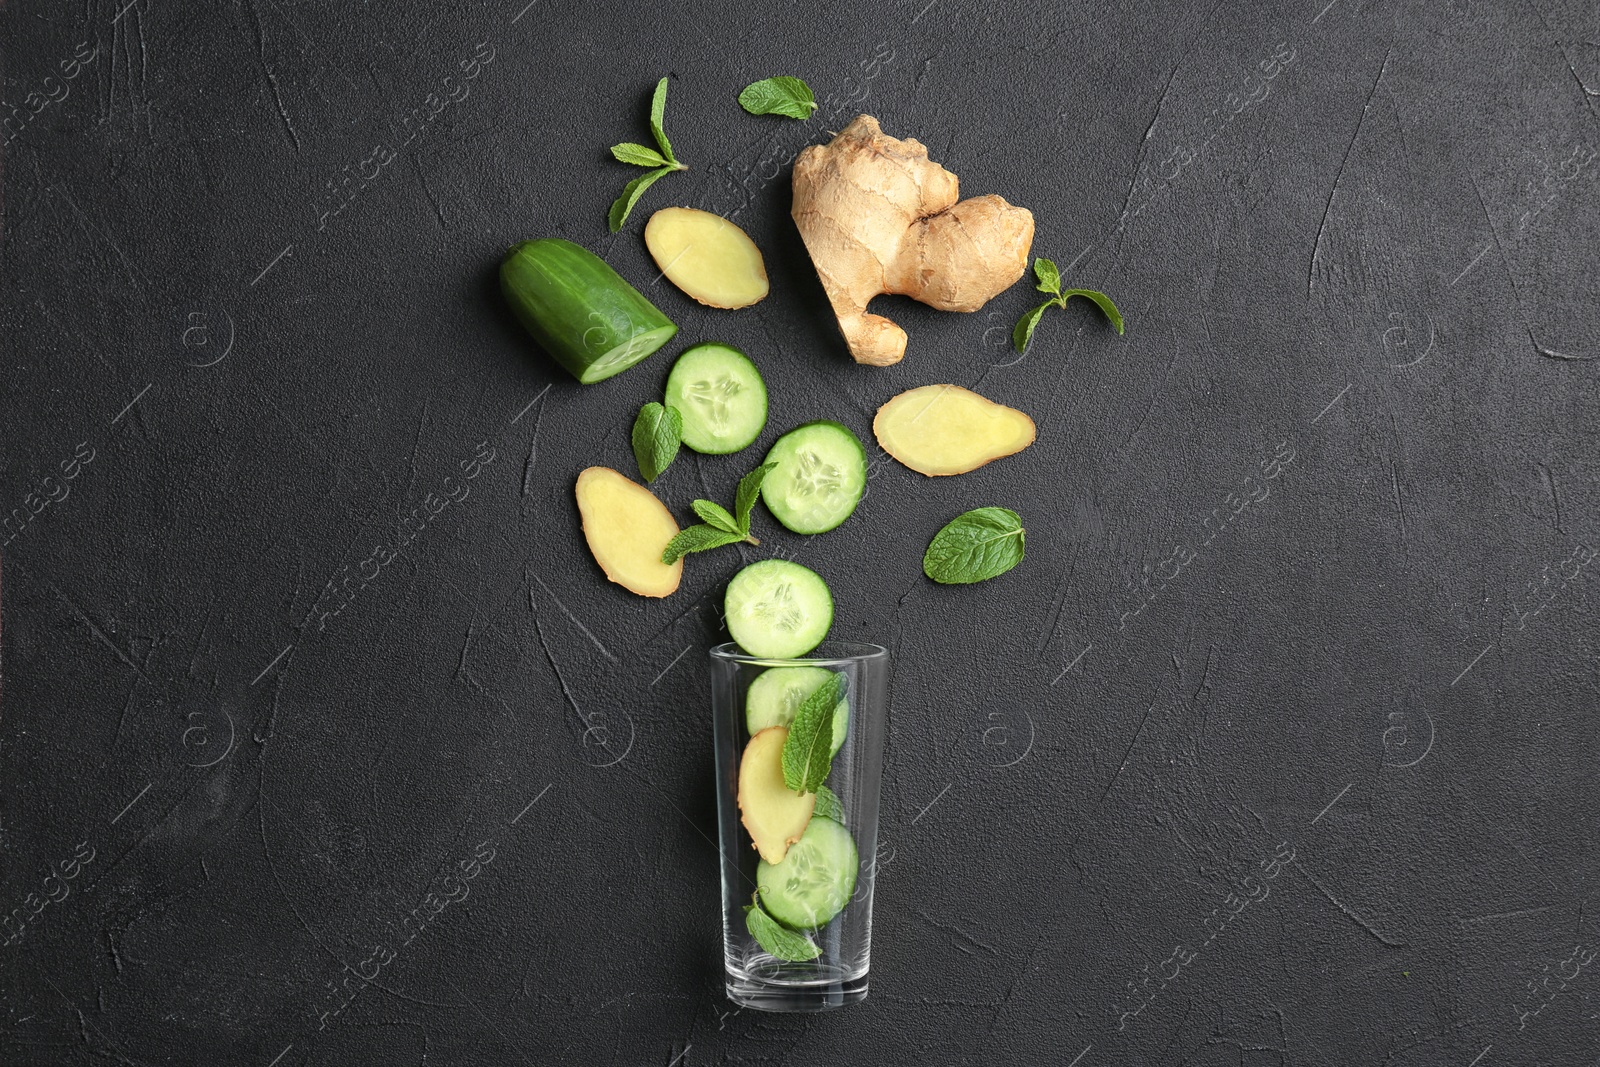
top-left (746, 666), bottom-right (848, 756)
top-left (664, 343), bottom-right (768, 454)
top-left (757, 816), bottom-right (858, 930)
top-left (500, 238), bottom-right (678, 384)
top-left (761, 421), bottom-right (866, 534)
top-left (725, 560), bottom-right (833, 658)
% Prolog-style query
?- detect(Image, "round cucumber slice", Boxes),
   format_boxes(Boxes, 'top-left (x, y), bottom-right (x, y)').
top-left (761, 421), bottom-right (867, 534)
top-left (725, 560), bottom-right (833, 659)
top-left (663, 343), bottom-right (768, 454)
top-left (745, 667), bottom-right (849, 756)
top-left (758, 816), bottom-right (858, 930)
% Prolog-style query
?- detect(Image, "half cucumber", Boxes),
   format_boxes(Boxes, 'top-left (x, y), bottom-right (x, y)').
top-left (746, 666), bottom-right (848, 757)
top-left (663, 343), bottom-right (767, 454)
top-left (761, 421), bottom-right (867, 534)
top-left (757, 816), bottom-right (858, 930)
top-left (499, 238), bottom-right (678, 384)
top-left (725, 560), bottom-right (833, 659)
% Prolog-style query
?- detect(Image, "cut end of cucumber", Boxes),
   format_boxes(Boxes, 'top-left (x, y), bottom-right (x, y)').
top-left (725, 560), bottom-right (833, 659)
top-left (579, 325), bottom-right (680, 384)
top-left (761, 421), bottom-right (867, 534)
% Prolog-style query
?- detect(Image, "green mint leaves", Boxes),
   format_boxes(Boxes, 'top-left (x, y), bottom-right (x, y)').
top-left (745, 895), bottom-right (820, 961)
top-left (609, 77), bottom-right (687, 233)
top-left (812, 784), bottom-right (844, 823)
top-left (923, 507), bottom-right (1025, 584)
top-left (738, 76), bottom-right (818, 119)
top-left (631, 402), bottom-right (682, 482)
top-left (733, 462), bottom-right (772, 532)
top-left (1012, 257), bottom-right (1125, 352)
top-left (660, 462), bottom-right (776, 565)
top-left (781, 672), bottom-right (847, 794)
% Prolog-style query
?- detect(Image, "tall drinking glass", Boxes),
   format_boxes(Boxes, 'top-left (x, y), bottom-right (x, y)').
top-left (709, 642), bottom-right (890, 1011)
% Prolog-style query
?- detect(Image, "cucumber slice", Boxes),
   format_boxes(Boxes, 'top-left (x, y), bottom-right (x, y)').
top-left (746, 666), bottom-right (848, 756)
top-left (761, 421), bottom-right (867, 534)
top-left (725, 560), bottom-right (833, 659)
top-left (757, 816), bottom-right (858, 930)
top-left (663, 343), bottom-right (768, 454)
top-left (500, 239), bottom-right (678, 384)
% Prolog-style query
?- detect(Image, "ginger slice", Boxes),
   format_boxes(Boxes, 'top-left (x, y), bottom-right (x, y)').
top-left (737, 726), bottom-right (815, 864)
top-left (574, 466), bottom-right (683, 597)
top-left (644, 207), bottom-right (769, 309)
top-left (873, 385), bottom-right (1036, 476)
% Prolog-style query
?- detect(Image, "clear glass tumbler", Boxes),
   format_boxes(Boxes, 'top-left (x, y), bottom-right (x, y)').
top-left (709, 641), bottom-right (890, 1011)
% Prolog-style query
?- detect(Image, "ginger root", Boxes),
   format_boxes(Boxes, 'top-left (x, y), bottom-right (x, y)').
top-left (791, 115), bottom-right (1035, 366)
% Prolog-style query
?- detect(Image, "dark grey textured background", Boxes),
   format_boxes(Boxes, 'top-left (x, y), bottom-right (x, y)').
top-left (3, 0), bottom-right (1599, 1063)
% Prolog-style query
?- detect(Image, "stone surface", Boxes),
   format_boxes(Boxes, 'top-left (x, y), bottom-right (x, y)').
top-left (1, 0), bottom-right (1598, 1063)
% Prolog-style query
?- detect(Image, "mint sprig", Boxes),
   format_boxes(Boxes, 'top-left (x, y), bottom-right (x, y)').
top-left (631, 402), bottom-right (682, 483)
top-left (1012, 257), bottom-right (1125, 352)
top-left (781, 672), bottom-right (847, 794)
top-left (609, 77), bottom-right (687, 233)
top-left (660, 463), bottom-right (776, 565)
top-left (745, 895), bottom-right (820, 961)
top-left (923, 507), bottom-right (1025, 584)
top-left (738, 76), bottom-right (818, 119)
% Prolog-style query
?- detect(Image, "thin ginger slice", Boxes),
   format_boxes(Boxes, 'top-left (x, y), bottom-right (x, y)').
top-left (574, 466), bottom-right (683, 597)
top-left (644, 207), bottom-right (769, 309)
top-left (737, 726), bottom-right (815, 864)
top-left (873, 385), bottom-right (1036, 476)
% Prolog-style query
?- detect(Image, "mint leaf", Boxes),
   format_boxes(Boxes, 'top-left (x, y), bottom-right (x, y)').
top-left (649, 76), bottom-right (676, 163)
top-left (1033, 257), bottom-right (1062, 295)
top-left (782, 672), bottom-right (847, 794)
top-left (612, 141), bottom-right (672, 168)
top-left (1059, 289), bottom-right (1126, 335)
top-left (692, 499), bottom-right (741, 534)
top-left (609, 166), bottom-right (674, 232)
top-left (813, 785), bottom-right (844, 823)
top-left (738, 76), bottom-right (818, 119)
top-left (735, 462), bottom-right (777, 533)
top-left (923, 507), bottom-right (1025, 584)
top-left (631, 402), bottom-right (682, 482)
top-left (1012, 299), bottom-right (1055, 354)
top-left (661, 525), bottom-right (743, 565)
top-left (745, 898), bottom-right (820, 961)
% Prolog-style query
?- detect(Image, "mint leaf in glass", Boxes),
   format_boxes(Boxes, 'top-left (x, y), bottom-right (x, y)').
top-left (812, 784), bottom-right (844, 823)
top-left (745, 898), bottom-right (821, 961)
top-left (782, 672), bottom-right (848, 793)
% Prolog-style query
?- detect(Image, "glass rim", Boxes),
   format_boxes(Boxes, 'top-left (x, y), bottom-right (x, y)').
top-left (708, 641), bottom-right (888, 668)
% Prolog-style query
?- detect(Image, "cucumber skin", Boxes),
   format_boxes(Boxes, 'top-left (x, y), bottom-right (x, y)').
top-left (500, 239), bottom-right (677, 384)
top-left (761, 421), bottom-right (868, 535)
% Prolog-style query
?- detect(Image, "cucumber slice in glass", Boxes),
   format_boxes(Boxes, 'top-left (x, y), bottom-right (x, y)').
top-left (745, 666), bottom-right (849, 756)
top-left (761, 421), bottom-right (866, 534)
top-left (664, 343), bottom-right (768, 454)
top-left (725, 560), bottom-right (833, 659)
top-left (757, 816), bottom-right (858, 930)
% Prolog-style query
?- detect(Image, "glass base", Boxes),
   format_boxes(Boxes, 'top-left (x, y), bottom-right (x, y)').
top-left (725, 971), bottom-right (868, 1012)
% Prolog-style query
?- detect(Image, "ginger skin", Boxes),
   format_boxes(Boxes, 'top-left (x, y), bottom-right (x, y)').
top-left (791, 115), bottom-right (1035, 366)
